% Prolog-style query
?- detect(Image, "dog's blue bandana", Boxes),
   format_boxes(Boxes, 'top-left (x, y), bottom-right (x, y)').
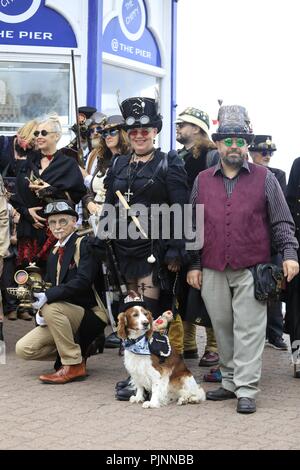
top-left (124, 335), bottom-right (151, 355)
top-left (124, 332), bottom-right (172, 359)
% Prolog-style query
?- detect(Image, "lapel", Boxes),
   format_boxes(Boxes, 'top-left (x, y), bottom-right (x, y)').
top-left (48, 250), bottom-right (59, 286)
top-left (58, 232), bottom-right (78, 284)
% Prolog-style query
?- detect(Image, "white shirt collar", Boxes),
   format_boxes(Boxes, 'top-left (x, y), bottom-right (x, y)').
top-left (54, 231), bottom-right (76, 248)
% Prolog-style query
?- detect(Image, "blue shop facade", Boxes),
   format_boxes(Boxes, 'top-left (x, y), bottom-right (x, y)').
top-left (0, 0), bottom-right (177, 150)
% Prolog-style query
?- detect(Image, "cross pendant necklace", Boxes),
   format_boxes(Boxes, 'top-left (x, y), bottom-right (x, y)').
top-left (124, 189), bottom-right (133, 203)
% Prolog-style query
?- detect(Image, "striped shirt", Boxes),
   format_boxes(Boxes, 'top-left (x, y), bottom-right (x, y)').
top-left (189, 160), bottom-right (298, 270)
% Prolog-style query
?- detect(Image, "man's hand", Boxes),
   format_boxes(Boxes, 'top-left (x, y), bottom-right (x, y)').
top-left (32, 292), bottom-right (47, 311)
top-left (167, 260), bottom-right (180, 273)
top-left (187, 269), bottom-right (202, 290)
top-left (28, 207), bottom-right (46, 227)
top-left (283, 260), bottom-right (299, 282)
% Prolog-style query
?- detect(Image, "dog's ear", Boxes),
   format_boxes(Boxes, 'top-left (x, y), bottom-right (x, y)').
top-left (145, 310), bottom-right (153, 339)
top-left (117, 312), bottom-right (127, 340)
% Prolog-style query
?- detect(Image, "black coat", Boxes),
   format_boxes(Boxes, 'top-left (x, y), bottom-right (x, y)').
top-left (45, 233), bottom-right (105, 310)
top-left (284, 158), bottom-right (300, 347)
top-left (11, 150), bottom-right (86, 239)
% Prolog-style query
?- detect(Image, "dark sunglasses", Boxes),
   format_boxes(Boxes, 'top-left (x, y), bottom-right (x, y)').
top-left (176, 122), bottom-right (188, 129)
top-left (89, 126), bottom-right (103, 135)
top-left (33, 130), bottom-right (56, 137)
top-left (127, 128), bottom-right (151, 137)
top-left (260, 150), bottom-right (274, 157)
top-left (101, 129), bottom-right (119, 139)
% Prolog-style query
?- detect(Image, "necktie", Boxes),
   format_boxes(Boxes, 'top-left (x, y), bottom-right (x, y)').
top-left (58, 246), bottom-right (65, 265)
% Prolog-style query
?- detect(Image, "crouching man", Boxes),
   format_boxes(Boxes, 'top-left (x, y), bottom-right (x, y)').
top-left (16, 200), bottom-right (107, 384)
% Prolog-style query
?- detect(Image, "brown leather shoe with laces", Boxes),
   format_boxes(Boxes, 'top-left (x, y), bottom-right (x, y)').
top-left (39, 360), bottom-right (87, 384)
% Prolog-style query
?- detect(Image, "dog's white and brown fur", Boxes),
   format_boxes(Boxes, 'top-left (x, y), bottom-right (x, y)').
top-left (117, 305), bottom-right (206, 408)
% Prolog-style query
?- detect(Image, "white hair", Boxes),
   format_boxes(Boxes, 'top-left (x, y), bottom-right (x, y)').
top-left (38, 112), bottom-right (62, 139)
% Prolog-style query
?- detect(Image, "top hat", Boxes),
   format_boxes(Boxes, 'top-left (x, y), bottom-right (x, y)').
top-left (44, 200), bottom-right (78, 220)
top-left (249, 135), bottom-right (277, 152)
top-left (78, 106), bottom-right (97, 120)
top-left (212, 105), bottom-right (254, 144)
top-left (176, 107), bottom-right (210, 135)
top-left (103, 114), bottom-right (125, 130)
top-left (119, 97), bottom-right (162, 133)
top-left (120, 292), bottom-right (146, 313)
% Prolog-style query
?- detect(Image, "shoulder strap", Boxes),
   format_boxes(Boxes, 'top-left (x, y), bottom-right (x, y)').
top-left (130, 152), bottom-right (168, 203)
top-left (74, 236), bottom-right (108, 320)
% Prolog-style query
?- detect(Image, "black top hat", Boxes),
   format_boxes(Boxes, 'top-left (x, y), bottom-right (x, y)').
top-left (249, 135), bottom-right (277, 152)
top-left (212, 105), bottom-right (254, 144)
top-left (119, 97), bottom-right (162, 133)
top-left (44, 200), bottom-right (78, 220)
top-left (78, 106), bottom-right (97, 120)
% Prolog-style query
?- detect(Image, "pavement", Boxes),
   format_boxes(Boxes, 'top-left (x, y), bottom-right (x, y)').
top-left (0, 317), bottom-right (300, 450)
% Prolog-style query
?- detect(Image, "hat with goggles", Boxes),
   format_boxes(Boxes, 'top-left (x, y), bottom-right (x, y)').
top-left (248, 135), bottom-right (277, 153)
top-left (44, 200), bottom-right (78, 220)
top-left (212, 105), bottom-right (254, 144)
top-left (119, 97), bottom-right (162, 133)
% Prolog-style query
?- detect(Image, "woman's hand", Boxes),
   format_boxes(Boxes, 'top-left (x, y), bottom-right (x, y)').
top-left (187, 269), bottom-right (202, 290)
top-left (87, 201), bottom-right (100, 215)
top-left (167, 260), bottom-right (181, 273)
top-left (28, 207), bottom-right (46, 228)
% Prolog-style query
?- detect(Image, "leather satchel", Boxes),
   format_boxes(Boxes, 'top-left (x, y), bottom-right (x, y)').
top-left (251, 263), bottom-right (284, 302)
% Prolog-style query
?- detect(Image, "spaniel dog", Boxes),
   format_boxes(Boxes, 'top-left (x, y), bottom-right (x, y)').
top-left (117, 304), bottom-right (205, 409)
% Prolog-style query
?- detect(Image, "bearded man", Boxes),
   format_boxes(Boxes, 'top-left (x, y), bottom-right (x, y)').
top-left (187, 105), bottom-right (299, 414)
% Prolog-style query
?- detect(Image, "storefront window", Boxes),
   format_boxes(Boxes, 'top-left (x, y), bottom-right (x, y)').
top-left (102, 63), bottom-right (159, 115)
top-left (0, 61), bottom-right (70, 130)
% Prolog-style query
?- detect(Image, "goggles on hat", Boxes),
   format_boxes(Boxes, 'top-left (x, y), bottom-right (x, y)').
top-left (255, 142), bottom-right (276, 151)
top-left (127, 128), bottom-right (152, 138)
top-left (125, 115), bottom-right (150, 126)
top-left (222, 137), bottom-right (247, 148)
top-left (44, 201), bottom-right (74, 215)
top-left (101, 128), bottom-right (120, 139)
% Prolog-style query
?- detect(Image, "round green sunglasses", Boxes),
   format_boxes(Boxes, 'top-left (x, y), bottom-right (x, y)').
top-left (223, 137), bottom-right (247, 147)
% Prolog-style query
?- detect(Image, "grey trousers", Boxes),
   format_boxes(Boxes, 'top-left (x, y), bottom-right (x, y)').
top-left (202, 267), bottom-right (267, 399)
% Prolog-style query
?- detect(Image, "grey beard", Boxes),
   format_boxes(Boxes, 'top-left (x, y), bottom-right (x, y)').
top-left (222, 153), bottom-right (245, 169)
top-left (91, 137), bottom-right (101, 149)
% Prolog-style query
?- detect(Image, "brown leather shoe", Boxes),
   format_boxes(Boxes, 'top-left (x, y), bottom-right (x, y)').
top-left (18, 310), bottom-right (32, 321)
top-left (39, 361), bottom-right (87, 384)
top-left (7, 311), bottom-right (18, 321)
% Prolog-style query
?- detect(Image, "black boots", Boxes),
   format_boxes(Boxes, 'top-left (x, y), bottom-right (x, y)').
top-left (0, 322), bottom-right (3, 342)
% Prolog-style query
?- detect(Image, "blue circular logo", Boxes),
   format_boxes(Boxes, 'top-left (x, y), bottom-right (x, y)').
top-left (0, 0), bottom-right (41, 23)
top-left (119, 0), bottom-right (146, 41)
top-left (0, 0), bottom-right (34, 15)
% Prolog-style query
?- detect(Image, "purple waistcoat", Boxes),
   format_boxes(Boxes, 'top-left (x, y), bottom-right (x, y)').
top-left (197, 162), bottom-right (271, 271)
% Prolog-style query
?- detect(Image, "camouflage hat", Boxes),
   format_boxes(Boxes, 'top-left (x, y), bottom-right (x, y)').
top-left (176, 107), bottom-right (210, 135)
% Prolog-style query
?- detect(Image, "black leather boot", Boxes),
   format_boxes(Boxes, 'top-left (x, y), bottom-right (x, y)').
top-left (0, 322), bottom-right (4, 342)
top-left (105, 332), bottom-right (121, 349)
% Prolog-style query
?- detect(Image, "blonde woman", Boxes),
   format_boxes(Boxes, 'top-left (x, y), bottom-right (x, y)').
top-left (12, 113), bottom-right (86, 268)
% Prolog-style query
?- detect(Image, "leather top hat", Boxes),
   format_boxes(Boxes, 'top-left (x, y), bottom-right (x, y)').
top-left (44, 200), bottom-right (79, 220)
top-left (249, 135), bottom-right (277, 152)
top-left (78, 106), bottom-right (97, 121)
top-left (103, 114), bottom-right (125, 131)
top-left (119, 97), bottom-right (162, 133)
top-left (176, 107), bottom-right (210, 135)
top-left (212, 105), bottom-right (254, 144)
